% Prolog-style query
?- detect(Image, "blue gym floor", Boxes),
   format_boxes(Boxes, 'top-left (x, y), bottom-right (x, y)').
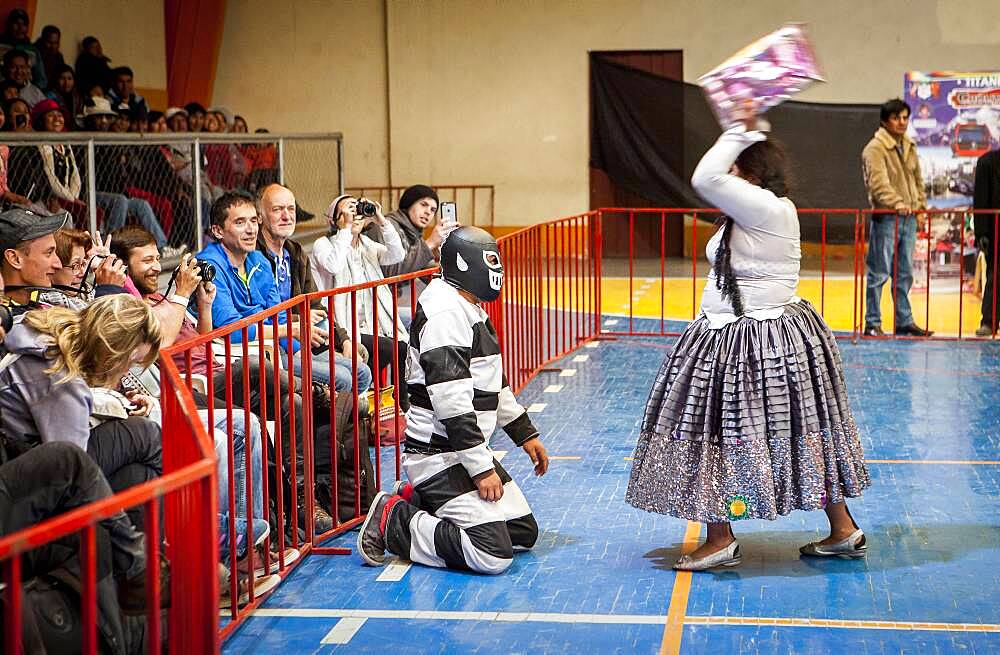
top-left (223, 317), bottom-right (1000, 654)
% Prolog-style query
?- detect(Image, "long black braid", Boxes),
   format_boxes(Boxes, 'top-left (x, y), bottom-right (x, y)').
top-left (710, 139), bottom-right (789, 317)
top-left (713, 216), bottom-right (744, 316)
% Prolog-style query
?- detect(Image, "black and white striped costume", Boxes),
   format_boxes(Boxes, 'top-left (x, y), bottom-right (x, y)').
top-left (383, 278), bottom-right (539, 574)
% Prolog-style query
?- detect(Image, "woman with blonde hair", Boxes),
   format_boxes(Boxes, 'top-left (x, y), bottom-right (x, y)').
top-left (0, 293), bottom-right (163, 528)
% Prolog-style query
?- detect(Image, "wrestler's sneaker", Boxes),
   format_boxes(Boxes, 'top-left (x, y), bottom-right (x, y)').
top-left (358, 492), bottom-right (392, 566)
top-left (391, 479), bottom-right (415, 502)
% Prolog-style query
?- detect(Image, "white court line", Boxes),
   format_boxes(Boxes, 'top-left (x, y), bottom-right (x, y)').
top-left (251, 609), bottom-right (1000, 634)
top-left (320, 617), bottom-right (367, 644)
top-left (603, 319), bottom-right (619, 326)
top-left (585, 341), bottom-right (600, 349)
top-left (559, 369), bottom-right (577, 377)
top-left (494, 450), bottom-right (508, 461)
top-left (543, 384), bottom-right (563, 393)
top-left (527, 403), bottom-right (547, 413)
top-left (572, 354), bottom-right (590, 362)
top-left (376, 558), bottom-right (412, 582)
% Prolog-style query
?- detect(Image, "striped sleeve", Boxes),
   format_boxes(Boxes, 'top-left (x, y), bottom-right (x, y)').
top-left (497, 373), bottom-right (539, 446)
top-left (418, 309), bottom-right (495, 477)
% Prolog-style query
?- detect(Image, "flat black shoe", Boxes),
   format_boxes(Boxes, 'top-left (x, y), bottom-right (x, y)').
top-left (895, 324), bottom-right (933, 337)
top-left (863, 324), bottom-right (885, 337)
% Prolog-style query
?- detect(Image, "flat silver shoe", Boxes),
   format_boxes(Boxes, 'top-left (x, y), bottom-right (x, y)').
top-left (800, 529), bottom-right (867, 559)
top-left (673, 540), bottom-right (741, 571)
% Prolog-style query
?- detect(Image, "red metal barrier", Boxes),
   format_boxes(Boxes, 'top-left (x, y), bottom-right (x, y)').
top-left (0, 359), bottom-right (219, 654)
top-left (595, 207), bottom-right (1000, 342)
top-left (156, 267), bottom-right (431, 640)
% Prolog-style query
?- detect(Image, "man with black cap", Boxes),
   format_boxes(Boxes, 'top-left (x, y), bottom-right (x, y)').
top-left (381, 184), bottom-right (446, 279)
top-left (357, 226), bottom-right (549, 575)
top-left (0, 208), bottom-right (127, 317)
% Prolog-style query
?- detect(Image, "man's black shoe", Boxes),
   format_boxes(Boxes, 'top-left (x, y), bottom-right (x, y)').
top-left (863, 324), bottom-right (885, 337)
top-left (895, 324), bottom-right (934, 337)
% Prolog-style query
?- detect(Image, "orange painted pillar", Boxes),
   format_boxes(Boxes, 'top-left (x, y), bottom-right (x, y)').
top-left (164, 0), bottom-right (227, 107)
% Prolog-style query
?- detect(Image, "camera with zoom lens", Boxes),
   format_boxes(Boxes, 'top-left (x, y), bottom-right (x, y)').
top-left (195, 259), bottom-right (216, 283)
top-left (356, 198), bottom-right (377, 217)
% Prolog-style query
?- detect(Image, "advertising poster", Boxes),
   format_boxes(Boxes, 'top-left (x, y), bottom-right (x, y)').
top-left (903, 71), bottom-right (1000, 288)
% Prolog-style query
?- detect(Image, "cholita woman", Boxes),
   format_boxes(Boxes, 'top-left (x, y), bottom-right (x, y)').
top-left (625, 113), bottom-right (871, 570)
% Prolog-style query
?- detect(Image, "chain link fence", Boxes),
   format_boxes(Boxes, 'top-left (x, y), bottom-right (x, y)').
top-left (2, 132), bottom-right (343, 260)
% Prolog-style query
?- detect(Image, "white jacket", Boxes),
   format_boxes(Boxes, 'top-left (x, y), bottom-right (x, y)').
top-left (310, 223), bottom-right (409, 341)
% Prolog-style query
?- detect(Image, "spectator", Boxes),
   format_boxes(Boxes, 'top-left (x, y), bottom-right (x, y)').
top-left (74, 35), bottom-right (112, 96)
top-left (110, 103), bottom-right (130, 132)
top-left (196, 191), bottom-right (371, 396)
top-left (107, 65), bottom-right (149, 116)
top-left (861, 98), bottom-right (932, 337)
top-left (4, 97), bottom-right (55, 215)
top-left (165, 105), bottom-right (188, 131)
top-left (256, 183), bottom-right (372, 394)
top-left (3, 48), bottom-right (46, 107)
top-left (203, 110), bottom-right (221, 133)
top-left (205, 110), bottom-right (249, 189)
top-left (83, 96), bottom-right (169, 248)
top-left (975, 149), bottom-right (1000, 337)
top-left (45, 63), bottom-right (83, 128)
top-left (311, 194), bottom-right (409, 410)
top-left (0, 78), bottom-right (19, 100)
top-left (0, 442), bottom-right (152, 618)
top-left (233, 115), bottom-right (248, 133)
top-left (50, 226), bottom-right (90, 292)
top-left (33, 24), bottom-right (63, 88)
top-left (128, 106), bottom-right (149, 133)
top-left (113, 224), bottom-right (339, 536)
top-left (30, 98), bottom-right (90, 221)
top-left (0, 9), bottom-right (45, 87)
top-left (0, 276), bottom-right (162, 531)
top-left (185, 101), bottom-right (207, 132)
top-left (148, 109), bottom-right (167, 132)
top-left (0, 103), bottom-right (32, 209)
top-left (380, 184), bottom-right (444, 278)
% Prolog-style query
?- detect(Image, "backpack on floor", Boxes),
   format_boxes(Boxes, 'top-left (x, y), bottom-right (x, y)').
top-left (314, 391), bottom-right (376, 523)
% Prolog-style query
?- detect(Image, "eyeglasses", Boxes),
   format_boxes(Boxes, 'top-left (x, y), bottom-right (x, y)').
top-left (68, 260), bottom-right (86, 272)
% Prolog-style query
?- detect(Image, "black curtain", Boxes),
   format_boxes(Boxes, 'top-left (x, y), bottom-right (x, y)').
top-left (590, 54), bottom-right (879, 243)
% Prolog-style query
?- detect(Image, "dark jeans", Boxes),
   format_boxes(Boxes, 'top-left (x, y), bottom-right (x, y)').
top-left (865, 213), bottom-right (917, 328)
top-left (982, 238), bottom-right (997, 330)
top-left (0, 442), bottom-right (146, 581)
top-left (360, 334), bottom-right (410, 412)
top-left (86, 417), bottom-right (162, 532)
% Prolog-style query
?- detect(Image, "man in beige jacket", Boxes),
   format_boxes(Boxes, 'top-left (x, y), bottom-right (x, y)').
top-left (861, 98), bottom-right (933, 337)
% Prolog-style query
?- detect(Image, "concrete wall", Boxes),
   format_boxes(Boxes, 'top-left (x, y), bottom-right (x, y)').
top-left (44, 0), bottom-right (998, 225)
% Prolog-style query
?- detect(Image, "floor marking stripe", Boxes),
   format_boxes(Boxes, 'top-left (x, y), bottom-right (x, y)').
top-left (585, 341), bottom-right (600, 348)
top-left (320, 617), bottom-right (366, 644)
top-left (526, 403), bottom-right (547, 413)
top-left (684, 616), bottom-right (1000, 632)
top-left (660, 521), bottom-right (701, 655)
top-left (543, 384), bottom-right (564, 393)
top-left (626, 457), bottom-right (1000, 465)
top-left (559, 369), bottom-right (577, 377)
top-left (375, 558), bottom-right (411, 582)
top-left (866, 459), bottom-right (1000, 465)
top-left (249, 608), bottom-right (1000, 633)
top-left (494, 450), bottom-right (508, 461)
top-left (572, 354), bottom-right (590, 362)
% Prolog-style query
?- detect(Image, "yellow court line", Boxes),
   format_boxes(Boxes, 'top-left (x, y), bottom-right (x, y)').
top-left (683, 616), bottom-right (1000, 632)
top-left (659, 521), bottom-right (702, 655)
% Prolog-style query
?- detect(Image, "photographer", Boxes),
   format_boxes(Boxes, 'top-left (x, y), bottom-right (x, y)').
top-left (311, 194), bottom-right (410, 411)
